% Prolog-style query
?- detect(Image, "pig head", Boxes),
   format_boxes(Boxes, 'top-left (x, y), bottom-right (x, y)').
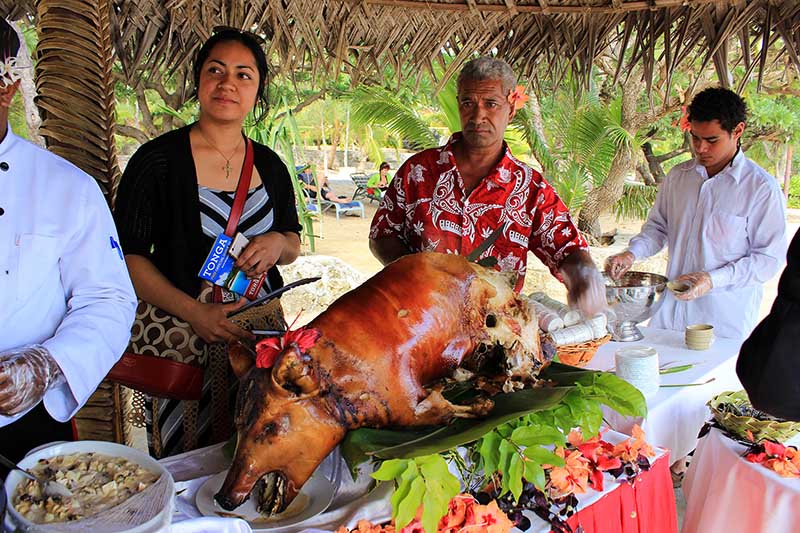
top-left (216, 344), bottom-right (345, 514)
top-left (215, 252), bottom-right (545, 513)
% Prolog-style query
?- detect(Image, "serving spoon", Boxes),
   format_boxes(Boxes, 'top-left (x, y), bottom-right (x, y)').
top-left (0, 452), bottom-right (73, 498)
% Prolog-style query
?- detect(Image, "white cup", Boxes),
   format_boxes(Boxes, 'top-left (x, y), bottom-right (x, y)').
top-left (615, 346), bottom-right (660, 398)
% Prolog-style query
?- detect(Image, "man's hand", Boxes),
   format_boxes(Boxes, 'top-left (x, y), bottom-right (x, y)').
top-left (560, 250), bottom-right (608, 317)
top-left (604, 251), bottom-right (635, 281)
top-left (185, 300), bottom-right (255, 344)
top-left (673, 271), bottom-right (712, 301)
top-left (0, 345), bottom-right (64, 416)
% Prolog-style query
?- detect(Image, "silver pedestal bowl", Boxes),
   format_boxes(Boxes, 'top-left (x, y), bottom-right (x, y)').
top-left (604, 271), bottom-right (668, 342)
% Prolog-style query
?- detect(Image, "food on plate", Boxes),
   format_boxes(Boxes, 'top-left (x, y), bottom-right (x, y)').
top-left (12, 452), bottom-right (159, 523)
top-left (215, 252), bottom-right (545, 515)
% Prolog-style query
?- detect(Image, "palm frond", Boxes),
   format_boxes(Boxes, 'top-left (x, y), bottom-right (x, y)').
top-left (349, 87), bottom-right (437, 150)
top-left (549, 160), bottom-right (591, 212)
top-left (511, 107), bottom-right (556, 176)
top-left (612, 182), bottom-right (658, 220)
top-left (436, 78), bottom-right (461, 135)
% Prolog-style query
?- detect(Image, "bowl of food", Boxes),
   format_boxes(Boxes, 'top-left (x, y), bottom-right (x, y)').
top-left (604, 271), bottom-right (668, 341)
top-left (4, 441), bottom-right (174, 532)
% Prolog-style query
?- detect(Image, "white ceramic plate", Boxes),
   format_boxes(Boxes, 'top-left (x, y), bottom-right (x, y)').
top-left (195, 470), bottom-right (335, 531)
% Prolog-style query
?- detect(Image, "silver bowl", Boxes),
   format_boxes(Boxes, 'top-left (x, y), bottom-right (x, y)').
top-left (604, 271), bottom-right (667, 341)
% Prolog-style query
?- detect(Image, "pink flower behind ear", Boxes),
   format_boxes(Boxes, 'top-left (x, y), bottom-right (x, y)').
top-left (507, 85), bottom-right (529, 111)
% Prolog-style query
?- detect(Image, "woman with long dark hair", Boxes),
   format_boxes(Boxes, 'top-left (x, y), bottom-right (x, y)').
top-left (114, 28), bottom-right (301, 456)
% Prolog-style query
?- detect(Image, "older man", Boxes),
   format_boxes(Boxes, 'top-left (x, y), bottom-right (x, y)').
top-left (605, 87), bottom-right (787, 340)
top-left (370, 57), bottom-right (604, 315)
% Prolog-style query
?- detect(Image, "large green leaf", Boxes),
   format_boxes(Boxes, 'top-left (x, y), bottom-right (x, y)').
top-left (341, 386), bottom-right (571, 469)
top-left (542, 362), bottom-right (647, 418)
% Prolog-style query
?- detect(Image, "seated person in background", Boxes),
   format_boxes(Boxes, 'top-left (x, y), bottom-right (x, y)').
top-left (367, 161), bottom-right (392, 195)
top-left (298, 166), bottom-right (350, 204)
top-left (737, 227), bottom-right (800, 421)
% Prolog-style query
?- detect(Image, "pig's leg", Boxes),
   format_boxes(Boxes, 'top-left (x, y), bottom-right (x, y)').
top-left (411, 388), bottom-right (493, 424)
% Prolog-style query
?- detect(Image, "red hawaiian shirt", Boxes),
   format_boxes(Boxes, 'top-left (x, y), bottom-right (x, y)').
top-left (369, 133), bottom-right (588, 292)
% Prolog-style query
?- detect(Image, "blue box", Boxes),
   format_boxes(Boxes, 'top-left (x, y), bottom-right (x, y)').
top-left (198, 233), bottom-right (265, 299)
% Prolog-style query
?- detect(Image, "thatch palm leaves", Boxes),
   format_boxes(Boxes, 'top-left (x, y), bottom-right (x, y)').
top-left (35, 0), bottom-right (120, 203)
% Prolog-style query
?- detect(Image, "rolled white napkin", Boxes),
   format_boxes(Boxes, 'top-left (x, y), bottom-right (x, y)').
top-left (530, 292), bottom-right (581, 326)
top-left (529, 300), bottom-right (565, 332)
top-left (549, 323), bottom-right (595, 345)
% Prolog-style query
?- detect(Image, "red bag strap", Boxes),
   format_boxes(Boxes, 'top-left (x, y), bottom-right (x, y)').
top-left (225, 137), bottom-right (255, 236)
top-left (214, 137), bottom-right (255, 304)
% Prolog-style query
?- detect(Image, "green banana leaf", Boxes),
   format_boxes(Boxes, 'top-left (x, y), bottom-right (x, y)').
top-left (341, 363), bottom-right (646, 472)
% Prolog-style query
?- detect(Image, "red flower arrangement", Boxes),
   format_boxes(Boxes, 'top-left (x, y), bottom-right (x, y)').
top-left (744, 440), bottom-right (800, 478)
top-left (483, 426), bottom-right (656, 533)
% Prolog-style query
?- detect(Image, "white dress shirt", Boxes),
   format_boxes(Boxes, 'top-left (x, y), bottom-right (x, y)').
top-left (627, 150), bottom-right (787, 340)
top-left (0, 129), bottom-right (136, 427)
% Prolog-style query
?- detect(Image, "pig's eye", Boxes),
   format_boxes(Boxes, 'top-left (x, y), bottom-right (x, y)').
top-left (257, 422), bottom-right (277, 441)
top-left (485, 314), bottom-right (497, 328)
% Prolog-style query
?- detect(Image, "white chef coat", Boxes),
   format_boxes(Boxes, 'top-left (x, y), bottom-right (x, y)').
top-left (0, 129), bottom-right (136, 427)
top-left (627, 150), bottom-right (787, 340)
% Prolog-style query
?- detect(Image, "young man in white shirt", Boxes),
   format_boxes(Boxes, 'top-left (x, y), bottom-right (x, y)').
top-left (605, 87), bottom-right (787, 341)
top-left (0, 19), bottom-right (136, 464)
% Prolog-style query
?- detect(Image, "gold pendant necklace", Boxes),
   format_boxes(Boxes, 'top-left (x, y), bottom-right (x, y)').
top-left (197, 126), bottom-right (244, 180)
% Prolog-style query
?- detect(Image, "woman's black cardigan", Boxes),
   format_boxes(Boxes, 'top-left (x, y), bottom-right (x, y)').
top-left (114, 124), bottom-right (302, 298)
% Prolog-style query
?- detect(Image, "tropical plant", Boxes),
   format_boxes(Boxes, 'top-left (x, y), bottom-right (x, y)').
top-left (245, 94), bottom-right (317, 252)
top-left (341, 363), bottom-right (647, 533)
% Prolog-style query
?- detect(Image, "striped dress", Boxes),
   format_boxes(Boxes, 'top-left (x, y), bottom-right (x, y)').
top-left (146, 183), bottom-right (275, 456)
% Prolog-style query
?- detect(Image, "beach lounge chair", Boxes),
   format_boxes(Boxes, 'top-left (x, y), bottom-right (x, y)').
top-left (304, 189), bottom-right (364, 220)
top-left (350, 172), bottom-right (383, 204)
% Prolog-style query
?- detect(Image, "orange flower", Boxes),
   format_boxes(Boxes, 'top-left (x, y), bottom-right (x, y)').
top-left (612, 425), bottom-right (655, 463)
top-left (461, 500), bottom-right (514, 533)
top-left (673, 106), bottom-right (691, 132)
top-left (548, 448), bottom-right (591, 496)
top-left (747, 441), bottom-right (800, 478)
top-left (507, 85), bottom-right (529, 111)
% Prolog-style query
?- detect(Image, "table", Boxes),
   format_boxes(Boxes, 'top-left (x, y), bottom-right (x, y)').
top-left (162, 432), bottom-right (677, 533)
top-left (587, 326), bottom-right (744, 461)
top-left (682, 428), bottom-right (800, 532)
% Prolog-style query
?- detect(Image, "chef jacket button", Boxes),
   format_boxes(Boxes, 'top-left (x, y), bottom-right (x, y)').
top-left (0, 207), bottom-right (4, 215)
top-left (0, 162), bottom-right (8, 171)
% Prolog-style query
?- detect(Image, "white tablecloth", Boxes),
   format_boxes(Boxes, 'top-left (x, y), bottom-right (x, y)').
top-left (682, 428), bottom-right (800, 532)
top-left (160, 432), bottom-right (668, 533)
top-left (587, 326), bottom-right (743, 461)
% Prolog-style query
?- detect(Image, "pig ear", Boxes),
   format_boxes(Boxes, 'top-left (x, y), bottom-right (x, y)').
top-left (228, 342), bottom-right (256, 381)
top-left (273, 347), bottom-right (319, 395)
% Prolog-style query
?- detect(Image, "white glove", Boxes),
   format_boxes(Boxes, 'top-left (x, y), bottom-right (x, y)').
top-left (0, 345), bottom-right (64, 416)
top-left (604, 251), bottom-right (635, 281)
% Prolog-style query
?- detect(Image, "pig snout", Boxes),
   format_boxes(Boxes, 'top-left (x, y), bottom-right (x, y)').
top-left (214, 462), bottom-right (261, 511)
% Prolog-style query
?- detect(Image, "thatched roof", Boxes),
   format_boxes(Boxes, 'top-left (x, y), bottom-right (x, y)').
top-left (2, 0), bottom-right (799, 197)
top-left (6, 1), bottom-right (800, 89)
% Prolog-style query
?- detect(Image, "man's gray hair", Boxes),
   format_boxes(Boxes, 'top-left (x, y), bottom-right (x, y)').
top-left (457, 56), bottom-right (516, 96)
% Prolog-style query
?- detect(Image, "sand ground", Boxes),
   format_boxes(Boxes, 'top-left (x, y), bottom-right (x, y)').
top-left (304, 178), bottom-right (798, 321)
